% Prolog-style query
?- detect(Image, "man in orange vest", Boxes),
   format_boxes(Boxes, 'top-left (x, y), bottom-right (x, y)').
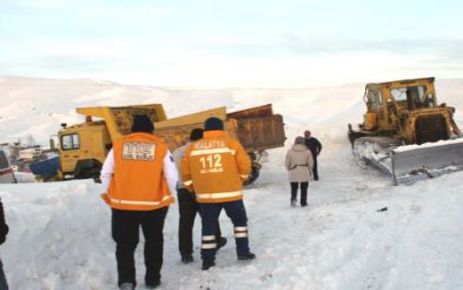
top-left (173, 128), bottom-right (227, 264)
top-left (181, 117), bottom-right (256, 271)
top-left (100, 115), bottom-right (178, 290)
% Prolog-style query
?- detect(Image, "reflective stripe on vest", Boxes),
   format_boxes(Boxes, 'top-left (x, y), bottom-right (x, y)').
top-left (109, 195), bottom-right (172, 206)
top-left (189, 147), bottom-right (236, 156)
top-left (196, 191), bottom-right (242, 199)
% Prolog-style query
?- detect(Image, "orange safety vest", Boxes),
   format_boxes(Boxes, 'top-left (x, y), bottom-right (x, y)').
top-left (180, 130), bottom-right (251, 203)
top-left (105, 132), bottom-right (174, 211)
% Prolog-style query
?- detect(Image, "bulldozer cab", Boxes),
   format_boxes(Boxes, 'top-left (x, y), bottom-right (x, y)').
top-left (362, 78), bottom-right (444, 135)
top-left (364, 77), bottom-right (437, 112)
top-left (351, 77), bottom-right (463, 184)
top-left (360, 77), bottom-right (461, 145)
top-left (386, 79), bottom-right (436, 111)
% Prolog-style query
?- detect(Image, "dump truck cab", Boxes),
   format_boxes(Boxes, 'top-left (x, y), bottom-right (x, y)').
top-left (58, 104), bottom-right (167, 179)
top-left (58, 121), bottom-right (111, 179)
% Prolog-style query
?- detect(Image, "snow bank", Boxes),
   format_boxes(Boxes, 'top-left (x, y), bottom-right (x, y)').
top-left (1, 76), bottom-right (463, 289)
top-left (2, 146), bottom-right (463, 290)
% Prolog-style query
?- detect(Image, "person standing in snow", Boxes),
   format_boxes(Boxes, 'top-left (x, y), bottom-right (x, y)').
top-left (173, 128), bottom-right (227, 264)
top-left (304, 130), bottom-right (322, 181)
top-left (100, 115), bottom-right (178, 290)
top-left (180, 117), bottom-right (256, 271)
top-left (0, 196), bottom-right (9, 290)
top-left (285, 136), bottom-right (314, 207)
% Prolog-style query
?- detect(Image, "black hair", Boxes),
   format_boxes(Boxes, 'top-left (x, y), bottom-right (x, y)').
top-left (131, 114), bottom-right (155, 133)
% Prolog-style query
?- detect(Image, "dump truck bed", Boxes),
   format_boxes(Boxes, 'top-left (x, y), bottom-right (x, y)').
top-left (76, 104), bottom-right (167, 142)
top-left (227, 104), bottom-right (286, 152)
top-left (75, 103), bottom-right (286, 153)
top-left (153, 104), bottom-right (286, 152)
top-left (154, 107), bottom-right (229, 150)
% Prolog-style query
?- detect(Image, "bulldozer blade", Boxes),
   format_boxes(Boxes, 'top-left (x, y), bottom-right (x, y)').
top-left (391, 139), bottom-right (463, 184)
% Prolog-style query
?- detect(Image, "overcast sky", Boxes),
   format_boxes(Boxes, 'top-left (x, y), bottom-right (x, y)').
top-left (1, 0), bottom-right (462, 87)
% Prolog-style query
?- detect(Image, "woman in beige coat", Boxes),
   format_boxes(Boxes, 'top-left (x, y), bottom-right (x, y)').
top-left (285, 136), bottom-right (314, 207)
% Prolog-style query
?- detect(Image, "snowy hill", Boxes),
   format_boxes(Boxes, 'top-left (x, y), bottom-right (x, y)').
top-left (1, 76), bottom-right (463, 289)
top-left (0, 76), bottom-right (364, 145)
top-left (2, 76), bottom-right (462, 146)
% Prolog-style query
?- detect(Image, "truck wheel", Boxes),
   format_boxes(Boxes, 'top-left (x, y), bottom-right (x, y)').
top-left (76, 167), bottom-right (101, 180)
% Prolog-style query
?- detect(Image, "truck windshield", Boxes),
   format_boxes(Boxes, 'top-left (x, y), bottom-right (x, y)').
top-left (61, 134), bottom-right (80, 150)
top-left (391, 86), bottom-right (425, 101)
top-left (390, 86), bottom-right (434, 108)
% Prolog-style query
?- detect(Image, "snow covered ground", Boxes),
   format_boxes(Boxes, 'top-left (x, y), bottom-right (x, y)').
top-left (1, 76), bottom-right (463, 289)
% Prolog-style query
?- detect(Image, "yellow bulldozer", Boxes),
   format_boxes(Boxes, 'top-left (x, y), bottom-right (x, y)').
top-left (348, 77), bottom-right (463, 184)
top-left (32, 103), bottom-right (285, 184)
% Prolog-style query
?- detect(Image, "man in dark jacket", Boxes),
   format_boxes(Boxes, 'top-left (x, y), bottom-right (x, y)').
top-left (0, 196), bottom-right (9, 290)
top-left (304, 130), bottom-right (322, 181)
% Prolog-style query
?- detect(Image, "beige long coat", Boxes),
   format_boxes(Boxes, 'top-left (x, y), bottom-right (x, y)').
top-left (285, 144), bottom-right (314, 182)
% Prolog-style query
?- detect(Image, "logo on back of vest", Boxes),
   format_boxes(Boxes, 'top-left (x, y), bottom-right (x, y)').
top-left (123, 142), bottom-right (156, 161)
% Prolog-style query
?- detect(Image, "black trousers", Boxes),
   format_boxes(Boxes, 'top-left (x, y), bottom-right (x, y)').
top-left (290, 182), bottom-right (309, 205)
top-left (200, 200), bottom-right (250, 261)
top-left (112, 207), bottom-right (168, 287)
top-left (178, 188), bottom-right (222, 258)
top-left (0, 258), bottom-right (8, 290)
top-left (313, 157), bottom-right (319, 180)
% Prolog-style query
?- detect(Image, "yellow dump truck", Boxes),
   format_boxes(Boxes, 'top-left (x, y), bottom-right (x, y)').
top-left (52, 103), bottom-right (285, 184)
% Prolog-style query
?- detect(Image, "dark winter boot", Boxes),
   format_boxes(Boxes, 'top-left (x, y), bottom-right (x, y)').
top-left (146, 279), bottom-right (161, 289)
top-left (202, 259), bottom-right (216, 271)
top-left (238, 252), bottom-right (256, 261)
top-left (291, 199), bottom-right (297, 207)
top-left (145, 274), bottom-right (161, 289)
top-left (181, 254), bottom-right (194, 264)
top-left (119, 282), bottom-right (135, 290)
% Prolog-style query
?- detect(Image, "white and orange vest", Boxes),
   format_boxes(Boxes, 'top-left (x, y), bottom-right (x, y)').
top-left (104, 133), bottom-right (174, 211)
